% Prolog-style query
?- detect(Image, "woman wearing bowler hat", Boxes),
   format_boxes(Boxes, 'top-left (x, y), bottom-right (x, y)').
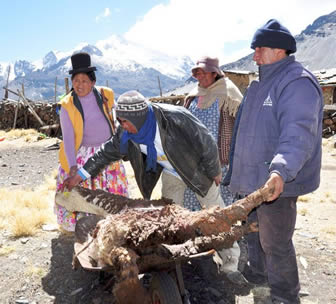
top-left (54, 52), bottom-right (129, 232)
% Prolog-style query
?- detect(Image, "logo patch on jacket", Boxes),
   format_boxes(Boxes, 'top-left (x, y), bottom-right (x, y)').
top-left (263, 94), bottom-right (273, 107)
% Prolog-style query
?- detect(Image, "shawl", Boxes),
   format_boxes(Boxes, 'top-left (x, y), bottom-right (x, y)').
top-left (185, 77), bottom-right (241, 117)
top-left (184, 77), bottom-right (243, 165)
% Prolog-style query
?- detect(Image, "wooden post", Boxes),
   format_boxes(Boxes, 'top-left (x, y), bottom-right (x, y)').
top-left (21, 83), bottom-right (25, 97)
top-left (65, 77), bottom-right (70, 94)
top-left (157, 76), bottom-right (162, 97)
top-left (13, 99), bottom-right (20, 129)
top-left (2, 87), bottom-right (34, 102)
top-left (17, 89), bottom-right (45, 126)
top-left (54, 77), bottom-right (57, 103)
top-left (4, 65), bottom-right (11, 99)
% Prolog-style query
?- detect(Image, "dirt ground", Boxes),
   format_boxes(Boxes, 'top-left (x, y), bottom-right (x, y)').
top-left (0, 135), bottom-right (335, 304)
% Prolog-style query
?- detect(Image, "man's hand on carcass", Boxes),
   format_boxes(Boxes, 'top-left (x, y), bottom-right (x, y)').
top-left (264, 172), bottom-right (284, 201)
top-left (213, 172), bottom-right (223, 186)
top-left (61, 174), bottom-right (83, 192)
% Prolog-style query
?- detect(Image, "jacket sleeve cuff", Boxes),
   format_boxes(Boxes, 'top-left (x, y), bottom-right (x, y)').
top-left (78, 168), bottom-right (90, 181)
top-left (269, 168), bottom-right (287, 183)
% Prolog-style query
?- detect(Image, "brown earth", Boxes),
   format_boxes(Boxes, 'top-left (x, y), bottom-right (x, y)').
top-left (0, 135), bottom-right (335, 304)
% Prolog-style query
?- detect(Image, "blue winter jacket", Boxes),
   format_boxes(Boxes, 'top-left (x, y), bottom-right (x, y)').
top-left (229, 56), bottom-right (323, 197)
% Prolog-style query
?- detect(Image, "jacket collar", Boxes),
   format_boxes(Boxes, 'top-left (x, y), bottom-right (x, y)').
top-left (259, 55), bottom-right (295, 82)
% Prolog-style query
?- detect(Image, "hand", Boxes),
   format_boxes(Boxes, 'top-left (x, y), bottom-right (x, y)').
top-left (69, 165), bottom-right (78, 177)
top-left (213, 172), bottom-right (223, 186)
top-left (264, 172), bottom-right (284, 201)
top-left (60, 174), bottom-right (83, 192)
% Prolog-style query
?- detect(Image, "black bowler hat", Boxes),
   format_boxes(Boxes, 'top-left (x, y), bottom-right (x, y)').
top-left (69, 52), bottom-right (97, 75)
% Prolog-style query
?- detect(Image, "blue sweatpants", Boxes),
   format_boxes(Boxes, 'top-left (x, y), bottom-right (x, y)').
top-left (247, 196), bottom-right (300, 304)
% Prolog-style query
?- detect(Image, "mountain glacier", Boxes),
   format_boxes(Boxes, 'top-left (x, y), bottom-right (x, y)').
top-left (0, 35), bottom-right (194, 101)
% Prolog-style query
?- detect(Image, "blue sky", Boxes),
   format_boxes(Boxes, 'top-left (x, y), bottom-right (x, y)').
top-left (1, 0), bottom-right (335, 64)
top-left (0, 0), bottom-right (168, 62)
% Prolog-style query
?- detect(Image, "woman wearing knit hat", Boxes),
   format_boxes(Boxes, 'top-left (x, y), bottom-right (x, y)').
top-left (225, 19), bottom-right (323, 304)
top-left (63, 89), bottom-right (224, 212)
top-left (55, 52), bottom-right (129, 232)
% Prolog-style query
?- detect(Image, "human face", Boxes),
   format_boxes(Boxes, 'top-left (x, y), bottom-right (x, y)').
top-left (72, 73), bottom-right (95, 97)
top-left (253, 47), bottom-right (286, 66)
top-left (193, 68), bottom-right (217, 88)
top-left (117, 118), bottom-right (138, 134)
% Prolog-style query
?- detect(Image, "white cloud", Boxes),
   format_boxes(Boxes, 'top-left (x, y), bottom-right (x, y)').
top-left (124, 0), bottom-right (336, 64)
top-left (95, 8), bottom-right (111, 23)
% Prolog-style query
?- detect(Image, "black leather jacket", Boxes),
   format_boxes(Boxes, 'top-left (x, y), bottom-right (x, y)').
top-left (83, 103), bottom-right (221, 199)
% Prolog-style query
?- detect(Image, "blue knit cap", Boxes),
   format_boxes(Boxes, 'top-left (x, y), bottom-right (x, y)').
top-left (251, 19), bottom-right (296, 54)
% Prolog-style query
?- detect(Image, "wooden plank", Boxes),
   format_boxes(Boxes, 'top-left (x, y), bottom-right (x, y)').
top-left (2, 87), bottom-right (35, 103)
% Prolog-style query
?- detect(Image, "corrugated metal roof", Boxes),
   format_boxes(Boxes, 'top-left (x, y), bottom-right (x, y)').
top-left (313, 68), bottom-right (336, 86)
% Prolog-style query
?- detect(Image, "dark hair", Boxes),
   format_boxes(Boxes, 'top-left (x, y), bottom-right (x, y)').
top-left (71, 71), bottom-right (96, 82)
top-left (215, 73), bottom-right (224, 81)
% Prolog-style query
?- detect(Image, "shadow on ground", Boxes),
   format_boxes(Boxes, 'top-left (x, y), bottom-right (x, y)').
top-left (41, 234), bottom-right (115, 303)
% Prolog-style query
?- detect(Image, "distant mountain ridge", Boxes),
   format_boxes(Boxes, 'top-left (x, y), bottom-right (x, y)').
top-left (222, 10), bottom-right (336, 72)
top-left (0, 36), bottom-right (194, 101)
top-left (1, 11), bottom-right (336, 101)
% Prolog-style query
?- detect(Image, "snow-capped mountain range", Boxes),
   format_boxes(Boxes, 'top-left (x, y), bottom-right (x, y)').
top-left (222, 10), bottom-right (336, 72)
top-left (1, 10), bottom-right (336, 101)
top-left (0, 35), bottom-right (194, 101)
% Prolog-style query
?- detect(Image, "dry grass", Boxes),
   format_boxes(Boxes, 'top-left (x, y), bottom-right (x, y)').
top-left (25, 263), bottom-right (47, 278)
top-left (0, 170), bottom-right (57, 237)
top-left (0, 245), bottom-right (16, 257)
top-left (321, 226), bottom-right (336, 235)
top-left (0, 128), bottom-right (39, 142)
top-left (322, 137), bottom-right (335, 151)
top-left (298, 195), bottom-right (311, 203)
top-left (298, 208), bottom-right (308, 216)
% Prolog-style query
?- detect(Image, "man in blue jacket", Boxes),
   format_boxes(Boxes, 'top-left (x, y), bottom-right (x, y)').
top-left (226, 19), bottom-right (323, 303)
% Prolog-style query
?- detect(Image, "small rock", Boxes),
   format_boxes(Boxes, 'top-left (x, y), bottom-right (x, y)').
top-left (299, 256), bottom-right (308, 269)
top-left (323, 270), bottom-right (332, 276)
top-left (39, 243), bottom-right (49, 249)
top-left (21, 238), bottom-right (29, 244)
top-left (15, 299), bottom-right (29, 304)
top-left (20, 257), bottom-right (29, 264)
top-left (299, 290), bottom-right (310, 297)
top-left (42, 224), bottom-right (58, 232)
top-left (296, 232), bottom-right (317, 239)
top-left (9, 254), bottom-right (19, 260)
top-left (70, 287), bottom-right (83, 296)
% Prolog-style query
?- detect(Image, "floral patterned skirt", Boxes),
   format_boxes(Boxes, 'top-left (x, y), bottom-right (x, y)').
top-left (54, 145), bottom-right (128, 231)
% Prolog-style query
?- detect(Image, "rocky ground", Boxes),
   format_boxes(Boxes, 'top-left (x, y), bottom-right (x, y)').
top-left (0, 135), bottom-right (335, 304)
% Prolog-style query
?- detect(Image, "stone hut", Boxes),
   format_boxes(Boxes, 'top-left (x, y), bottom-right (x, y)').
top-left (223, 70), bottom-right (258, 95)
top-left (313, 69), bottom-right (336, 105)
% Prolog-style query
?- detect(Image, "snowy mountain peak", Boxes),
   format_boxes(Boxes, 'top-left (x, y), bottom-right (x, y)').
top-left (222, 10), bottom-right (336, 72)
top-left (43, 51), bottom-right (57, 68)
